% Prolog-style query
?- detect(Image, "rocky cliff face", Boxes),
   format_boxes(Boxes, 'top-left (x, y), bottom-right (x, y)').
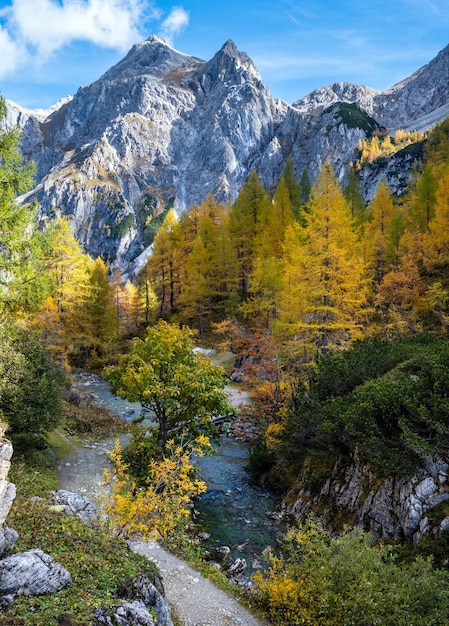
top-left (283, 450), bottom-right (449, 545)
top-left (9, 37), bottom-right (449, 271)
top-left (0, 429), bottom-right (17, 558)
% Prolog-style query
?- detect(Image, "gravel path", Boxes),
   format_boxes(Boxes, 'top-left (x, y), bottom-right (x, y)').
top-left (59, 439), bottom-right (270, 626)
top-left (128, 538), bottom-right (270, 626)
top-left (127, 382), bottom-right (270, 625)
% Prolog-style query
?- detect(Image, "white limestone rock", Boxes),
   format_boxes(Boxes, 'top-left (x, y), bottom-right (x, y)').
top-left (284, 450), bottom-right (449, 544)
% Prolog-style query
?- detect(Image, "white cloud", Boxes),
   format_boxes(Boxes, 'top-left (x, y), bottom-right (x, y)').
top-left (9, 0), bottom-right (155, 57)
top-left (0, 0), bottom-right (191, 78)
top-left (159, 6), bottom-right (189, 46)
top-left (0, 26), bottom-right (24, 78)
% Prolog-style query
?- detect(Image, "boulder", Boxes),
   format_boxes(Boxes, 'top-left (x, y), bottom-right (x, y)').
top-left (50, 490), bottom-right (98, 526)
top-left (93, 600), bottom-right (155, 625)
top-left (0, 549), bottom-right (71, 597)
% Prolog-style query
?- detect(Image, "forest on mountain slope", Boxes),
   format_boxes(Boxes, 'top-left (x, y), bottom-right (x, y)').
top-left (4, 92), bottom-right (449, 624)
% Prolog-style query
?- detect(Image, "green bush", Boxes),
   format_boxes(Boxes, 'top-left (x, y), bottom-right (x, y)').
top-left (253, 519), bottom-right (449, 626)
top-left (282, 334), bottom-right (449, 474)
top-left (0, 330), bottom-right (69, 450)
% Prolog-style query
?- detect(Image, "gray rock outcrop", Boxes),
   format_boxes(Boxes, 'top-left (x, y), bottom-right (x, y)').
top-left (116, 574), bottom-right (173, 626)
top-left (0, 548), bottom-right (72, 597)
top-left (93, 573), bottom-right (174, 626)
top-left (50, 489), bottom-right (98, 526)
top-left (0, 429), bottom-right (72, 611)
top-left (93, 600), bottom-right (155, 626)
top-left (6, 36), bottom-right (449, 272)
top-left (0, 439), bottom-right (15, 526)
top-left (284, 451), bottom-right (449, 544)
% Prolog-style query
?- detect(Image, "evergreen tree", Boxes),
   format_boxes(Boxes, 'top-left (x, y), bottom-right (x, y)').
top-left (282, 156), bottom-right (302, 221)
top-left (0, 330), bottom-right (68, 449)
top-left (0, 96), bottom-right (49, 317)
top-left (299, 168), bottom-right (312, 206)
top-left (344, 167), bottom-right (366, 224)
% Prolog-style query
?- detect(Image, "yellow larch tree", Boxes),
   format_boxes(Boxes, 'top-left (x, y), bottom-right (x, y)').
top-left (365, 179), bottom-right (396, 283)
top-left (279, 164), bottom-right (371, 357)
top-left (423, 167), bottom-right (449, 278)
top-left (45, 214), bottom-right (94, 361)
top-left (228, 170), bottom-right (271, 301)
top-left (146, 208), bottom-right (182, 318)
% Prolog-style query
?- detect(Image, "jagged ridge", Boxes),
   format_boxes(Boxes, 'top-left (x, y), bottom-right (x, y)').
top-left (8, 37), bottom-right (449, 271)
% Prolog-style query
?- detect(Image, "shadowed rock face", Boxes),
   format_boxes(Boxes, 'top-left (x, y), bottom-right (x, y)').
top-left (284, 452), bottom-right (449, 545)
top-left (7, 37), bottom-right (449, 271)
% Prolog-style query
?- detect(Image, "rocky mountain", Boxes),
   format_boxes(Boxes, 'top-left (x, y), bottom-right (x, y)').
top-left (7, 36), bottom-right (449, 271)
top-left (293, 42), bottom-right (449, 129)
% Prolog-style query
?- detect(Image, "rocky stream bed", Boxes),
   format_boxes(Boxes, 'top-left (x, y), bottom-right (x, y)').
top-left (56, 372), bottom-right (280, 625)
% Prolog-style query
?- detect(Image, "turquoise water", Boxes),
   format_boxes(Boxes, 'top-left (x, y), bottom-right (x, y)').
top-left (195, 438), bottom-right (283, 572)
top-left (72, 371), bottom-right (154, 423)
top-left (69, 372), bottom-right (284, 571)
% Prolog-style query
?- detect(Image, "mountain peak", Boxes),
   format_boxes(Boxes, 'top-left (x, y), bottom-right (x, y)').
top-left (200, 39), bottom-right (262, 89)
top-left (102, 34), bottom-right (202, 82)
top-left (145, 34), bottom-right (170, 47)
top-left (219, 39), bottom-right (239, 55)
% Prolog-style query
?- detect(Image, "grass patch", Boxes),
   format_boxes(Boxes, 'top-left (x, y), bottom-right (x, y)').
top-left (10, 448), bottom-right (60, 501)
top-left (3, 396), bottom-right (162, 625)
top-left (45, 429), bottom-right (76, 460)
top-left (6, 499), bottom-right (159, 626)
top-left (7, 444), bottom-right (161, 626)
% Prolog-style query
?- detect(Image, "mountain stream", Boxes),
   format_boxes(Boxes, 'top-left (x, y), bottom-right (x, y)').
top-left (58, 372), bottom-right (284, 573)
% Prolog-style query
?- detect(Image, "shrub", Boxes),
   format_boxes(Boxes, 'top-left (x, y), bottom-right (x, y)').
top-left (0, 330), bottom-right (69, 450)
top-left (253, 519), bottom-right (449, 625)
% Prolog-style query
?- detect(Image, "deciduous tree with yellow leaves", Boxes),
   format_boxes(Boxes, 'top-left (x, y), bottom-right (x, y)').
top-left (280, 164), bottom-right (370, 357)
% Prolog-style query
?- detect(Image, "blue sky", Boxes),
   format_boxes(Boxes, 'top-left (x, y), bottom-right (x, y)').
top-left (1, 0), bottom-right (449, 109)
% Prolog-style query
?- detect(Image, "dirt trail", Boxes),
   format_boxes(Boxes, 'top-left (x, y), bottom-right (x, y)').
top-left (129, 538), bottom-right (270, 626)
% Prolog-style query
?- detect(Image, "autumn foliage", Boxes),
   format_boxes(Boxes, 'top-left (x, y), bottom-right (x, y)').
top-left (101, 436), bottom-right (212, 541)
